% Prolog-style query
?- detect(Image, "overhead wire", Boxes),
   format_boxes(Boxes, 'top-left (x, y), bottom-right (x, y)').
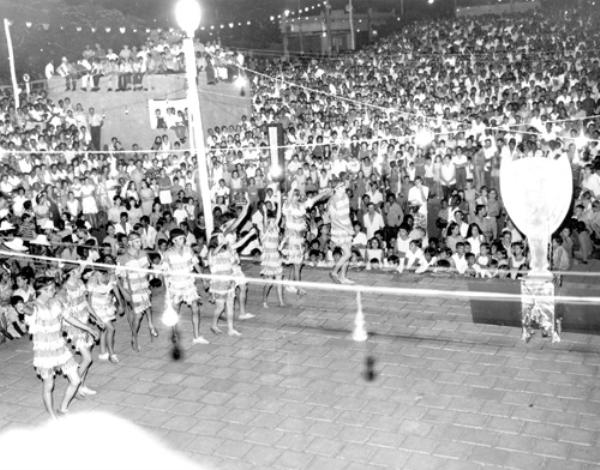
top-left (2, 234), bottom-right (600, 280)
top-left (2, 248), bottom-right (600, 307)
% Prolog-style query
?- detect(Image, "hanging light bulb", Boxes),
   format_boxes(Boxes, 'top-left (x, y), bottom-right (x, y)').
top-left (574, 131), bottom-right (589, 149)
top-left (161, 286), bottom-right (179, 327)
top-left (415, 128), bottom-right (434, 147)
top-left (162, 303), bottom-right (179, 327)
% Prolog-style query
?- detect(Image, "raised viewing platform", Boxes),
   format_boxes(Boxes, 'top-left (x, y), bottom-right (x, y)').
top-left (46, 72), bottom-right (251, 149)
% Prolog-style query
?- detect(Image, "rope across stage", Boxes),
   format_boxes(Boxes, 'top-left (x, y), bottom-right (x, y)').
top-left (2, 249), bottom-right (600, 307)
top-left (3, 235), bottom-right (600, 280)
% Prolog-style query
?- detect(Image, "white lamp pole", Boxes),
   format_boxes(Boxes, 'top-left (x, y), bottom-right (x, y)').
top-left (348, 0), bottom-right (356, 51)
top-left (175, 0), bottom-right (214, 240)
top-left (3, 19), bottom-right (19, 109)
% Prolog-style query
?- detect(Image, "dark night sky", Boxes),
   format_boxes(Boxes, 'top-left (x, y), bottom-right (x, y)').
top-left (0, 0), bottom-right (581, 80)
top-left (93, 0), bottom-right (451, 24)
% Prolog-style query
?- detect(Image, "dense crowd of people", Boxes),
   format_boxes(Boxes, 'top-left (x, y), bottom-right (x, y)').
top-left (43, 28), bottom-right (241, 93)
top-left (1, 7), bottom-right (600, 415)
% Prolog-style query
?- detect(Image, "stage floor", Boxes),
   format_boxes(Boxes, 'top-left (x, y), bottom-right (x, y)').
top-left (1, 266), bottom-right (599, 469)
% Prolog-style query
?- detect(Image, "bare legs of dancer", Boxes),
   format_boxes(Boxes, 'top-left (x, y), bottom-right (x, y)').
top-left (77, 345), bottom-right (96, 396)
top-left (183, 300), bottom-right (209, 344)
top-left (289, 263), bottom-right (306, 295)
top-left (126, 304), bottom-right (157, 352)
top-left (43, 369), bottom-right (81, 419)
top-left (99, 320), bottom-right (118, 363)
top-left (236, 283), bottom-right (255, 320)
top-left (211, 292), bottom-right (240, 337)
top-left (331, 245), bottom-right (353, 284)
top-left (262, 275), bottom-right (285, 308)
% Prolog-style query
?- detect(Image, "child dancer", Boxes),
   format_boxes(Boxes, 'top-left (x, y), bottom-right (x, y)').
top-left (60, 266), bottom-right (105, 397)
top-left (86, 262), bottom-right (123, 363)
top-left (25, 277), bottom-right (98, 418)
top-left (207, 233), bottom-right (241, 337)
top-left (261, 191), bottom-right (285, 308)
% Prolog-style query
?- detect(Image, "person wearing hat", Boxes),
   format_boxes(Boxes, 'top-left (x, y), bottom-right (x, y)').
top-left (0, 219), bottom-right (15, 235)
top-left (328, 178), bottom-right (354, 284)
top-left (116, 231), bottom-right (157, 351)
top-left (24, 277), bottom-right (99, 418)
top-left (161, 228), bottom-right (208, 345)
top-left (3, 237), bottom-right (28, 253)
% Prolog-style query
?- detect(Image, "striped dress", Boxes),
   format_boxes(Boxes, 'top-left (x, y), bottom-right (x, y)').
top-left (61, 279), bottom-right (94, 351)
top-left (30, 299), bottom-right (78, 380)
top-left (283, 202), bottom-right (308, 265)
top-left (208, 248), bottom-right (235, 298)
top-left (87, 273), bottom-right (117, 323)
top-left (261, 223), bottom-right (283, 277)
top-left (163, 247), bottom-right (200, 305)
top-left (329, 194), bottom-right (353, 249)
top-left (117, 254), bottom-right (152, 315)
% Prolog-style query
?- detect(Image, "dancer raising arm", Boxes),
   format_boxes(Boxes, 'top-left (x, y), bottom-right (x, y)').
top-left (282, 181), bottom-right (332, 295)
top-left (261, 190), bottom-right (285, 308)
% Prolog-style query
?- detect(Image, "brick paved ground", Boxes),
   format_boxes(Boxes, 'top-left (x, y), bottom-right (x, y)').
top-left (1, 266), bottom-right (599, 469)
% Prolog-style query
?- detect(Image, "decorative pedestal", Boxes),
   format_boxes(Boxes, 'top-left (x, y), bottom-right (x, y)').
top-left (520, 276), bottom-right (560, 343)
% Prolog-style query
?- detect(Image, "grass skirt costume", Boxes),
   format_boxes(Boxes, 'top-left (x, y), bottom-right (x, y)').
top-left (60, 279), bottom-right (94, 352)
top-left (163, 247), bottom-right (200, 305)
top-left (261, 225), bottom-right (283, 277)
top-left (87, 272), bottom-right (118, 323)
top-left (30, 299), bottom-right (78, 380)
top-left (209, 249), bottom-right (235, 299)
top-left (283, 202), bottom-right (308, 265)
top-left (117, 255), bottom-right (152, 315)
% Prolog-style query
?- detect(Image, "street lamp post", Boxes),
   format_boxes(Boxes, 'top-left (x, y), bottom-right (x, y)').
top-left (348, 0), bottom-right (356, 51)
top-left (175, 0), bottom-right (214, 241)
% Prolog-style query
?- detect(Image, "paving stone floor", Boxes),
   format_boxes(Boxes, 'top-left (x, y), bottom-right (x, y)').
top-left (1, 266), bottom-right (599, 469)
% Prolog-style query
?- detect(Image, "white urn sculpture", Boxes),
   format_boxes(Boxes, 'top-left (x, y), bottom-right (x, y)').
top-left (500, 154), bottom-right (572, 343)
top-left (500, 155), bottom-right (572, 277)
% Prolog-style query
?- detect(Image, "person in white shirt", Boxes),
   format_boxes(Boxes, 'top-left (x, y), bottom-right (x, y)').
top-left (451, 210), bottom-right (469, 238)
top-left (57, 57), bottom-right (76, 91)
top-left (351, 222), bottom-right (368, 260)
top-left (211, 179), bottom-right (230, 203)
top-left (440, 155), bottom-right (457, 200)
top-left (365, 182), bottom-right (384, 206)
top-left (139, 216), bottom-right (157, 250)
top-left (363, 203), bottom-right (385, 239)
top-left (114, 212), bottom-right (133, 236)
top-left (396, 224), bottom-right (411, 258)
top-left (44, 61), bottom-right (55, 80)
top-left (401, 240), bottom-right (428, 274)
top-left (451, 242), bottom-right (468, 274)
top-left (581, 164), bottom-right (600, 198)
top-left (407, 176), bottom-right (429, 229)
